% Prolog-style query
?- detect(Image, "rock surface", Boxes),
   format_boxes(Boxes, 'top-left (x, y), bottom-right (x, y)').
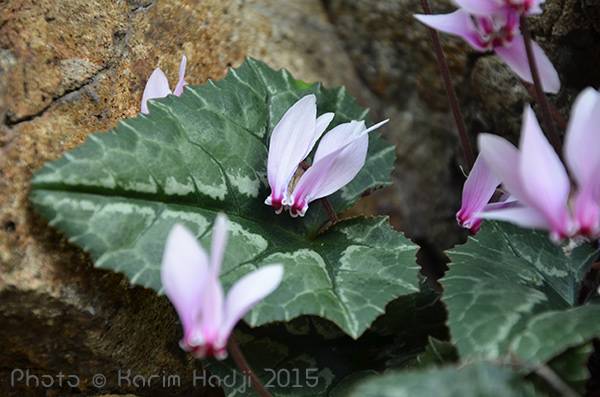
top-left (0, 1), bottom-right (374, 396)
top-left (324, 0), bottom-right (468, 248)
top-left (2, 0), bottom-right (600, 395)
top-left (325, 0), bottom-right (600, 248)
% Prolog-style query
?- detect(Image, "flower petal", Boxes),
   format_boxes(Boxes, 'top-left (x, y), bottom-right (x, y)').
top-left (452, 0), bottom-right (503, 15)
top-left (266, 95), bottom-right (318, 203)
top-left (564, 88), bottom-right (600, 187)
top-left (573, 189), bottom-right (600, 235)
top-left (477, 205), bottom-right (550, 230)
top-left (313, 119), bottom-right (388, 164)
top-left (199, 271), bottom-right (225, 345)
top-left (218, 265), bottom-right (284, 346)
top-left (290, 133), bottom-right (368, 216)
top-left (304, 112), bottom-right (335, 159)
top-left (161, 224), bottom-right (208, 341)
top-left (173, 55), bottom-right (187, 96)
top-left (210, 213), bottom-right (228, 276)
top-left (477, 133), bottom-right (529, 203)
top-left (290, 120), bottom-right (388, 216)
top-left (414, 10), bottom-right (487, 51)
top-left (456, 153), bottom-right (500, 229)
top-left (519, 106), bottom-right (571, 234)
top-left (494, 36), bottom-right (560, 94)
top-left (141, 68), bottom-right (172, 114)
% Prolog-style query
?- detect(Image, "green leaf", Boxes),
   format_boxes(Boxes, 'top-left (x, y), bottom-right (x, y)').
top-left (443, 221), bottom-right (600, 364)
top-left (413, 337), bottom-right (458, 369)
top-left (349, 363), bottom-right (536, 397)
top-left (543, 344), bottom-right (593, 395)
top-left (29, 58), bottom-right (414, 338)
top-left (207, 291), bottom-right (448, 397)
top-left (370, 290), bottom-right (450, 368)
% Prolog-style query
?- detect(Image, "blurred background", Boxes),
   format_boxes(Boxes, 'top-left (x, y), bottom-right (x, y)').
top-left (1, 0), bottom-right (600, 396)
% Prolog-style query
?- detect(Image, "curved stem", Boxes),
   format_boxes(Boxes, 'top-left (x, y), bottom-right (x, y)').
top-left (533, 363), bottom-right (580, 397)
top-left (520, 16), bottom-right (562, 152)
top-left (521, 82), bottom-right (567, 130)
top-left (320, 198), bottom-right (339, 224)
top-left (420, 0), bottom-right (475, 170)
top-left (509, 356), bottom-right (579, 397)
top-left (227, 336), bottom-right (273, 397)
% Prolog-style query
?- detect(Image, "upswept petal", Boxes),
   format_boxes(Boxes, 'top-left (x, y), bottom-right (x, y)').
top-left (519, 106), bottom-right (571, 234)
top-left (290, 120), bottom-right (388, 216)
top-left (414, 10), bottom-right (487, 51)
top-left (198, 269), bottom-right (225, 346)
top-left (564, 88), bottom-right (600, 186)
top-left (290, 134), bottom-right (366, 216)
top-left (478, 133), bottom-right (529, 203)
top-left (141, 68), bottom-right (172, 114)
top-left (304, 112), bottom-right (335, 159)
top-left (482, 196), bottom-right (519, 211)
top-left (173, 55), bottom-right (188, 96)
top-left (313, 121), bottom-right (364, 162)
top-left (210, 213), bottom-right (228, 276)
top-left (456, 153), bottom-right (500, 229)
top-left (494, 36), bottom-right (560, 94)
top-left (313, 119), bottom-right (388, 163)
top-left (565, 88), bottom-right (600, 233)
top-left (218, 265), bottom-right (284, 346)
top-left (477, 205), bottom-right (550, 230)
top-left (452, 0), bottom-right (503, 15)
top-left (266, 95), bottom-right (318, 203)
top-left (160, 225), bottom-right (208, 343)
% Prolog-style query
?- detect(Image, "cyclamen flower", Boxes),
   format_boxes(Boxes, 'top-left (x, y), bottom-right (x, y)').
top-left (477, 89), bottom-right (600, 239)
top-left (288, 119), bottom-right (388, 217)
top-left (161, 214), bottom-right (283, 359)
top-left (414, 7), bottom-right (560, 94)
top-left (456, 154), bottom-right (500, 233)
top-left (265, 94), bottom-right (388, 217)
top-left (477, 106), bottom-right (573, 240)
top-left (564, 88), bottom-right (600, 235)
top-left (141, 55), bottom-right (187, 114)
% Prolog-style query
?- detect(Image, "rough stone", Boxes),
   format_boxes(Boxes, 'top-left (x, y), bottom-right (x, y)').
top-left (324, 0), bottom-right (468, 248)
top-left (465, 0), bottom-right (600, 140)
top-left (0, 1), bottom-right (376, 396)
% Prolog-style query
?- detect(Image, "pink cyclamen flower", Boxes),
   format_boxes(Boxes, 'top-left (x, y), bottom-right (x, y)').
top-left (414, 7), bottom-right (560, 94)
top-left (265, 94), bottom-right (334, 213)
top-left (477, 106), bottom-right (573, 240)
top-left (453, 0), bottom-right (545, 16)
top-left (456, 154), bottom-right (500, 233)
top-left (264, 94), bottom-right (389, 217)
top-left (288, 119), bottom-right (388, 217)
top-left (161, 214), bottom-right (283, 359)
top-left (141, 55), bottom-right (187, 114)
top-left (564, 88), bottom-right (600, 235)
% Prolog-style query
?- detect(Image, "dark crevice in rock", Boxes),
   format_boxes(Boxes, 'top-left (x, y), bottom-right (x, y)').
top-left (130, 0), bottom-right (156, 13)
top-left (3, 65), bottom-right (111, 129)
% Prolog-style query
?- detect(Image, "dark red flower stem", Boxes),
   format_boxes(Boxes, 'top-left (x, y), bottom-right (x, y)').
top-left (420, 0), bottom-right (475, 170)
top-left (227, 336), bottom-right (272, 397)
top-left (320, 198), bottom-right (339, 224)
top-left (521, 82), bottom-right (567, 130)
top-left (520, 16), bottom-right (562, 152)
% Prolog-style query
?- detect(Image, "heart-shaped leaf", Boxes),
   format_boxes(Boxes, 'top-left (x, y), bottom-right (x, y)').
top-left (443, 221), bottom-right (600, 364)
top-left (207, 291), bottom-right (448, 397)
top-left (29, 58), bottom-right (417, 338)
